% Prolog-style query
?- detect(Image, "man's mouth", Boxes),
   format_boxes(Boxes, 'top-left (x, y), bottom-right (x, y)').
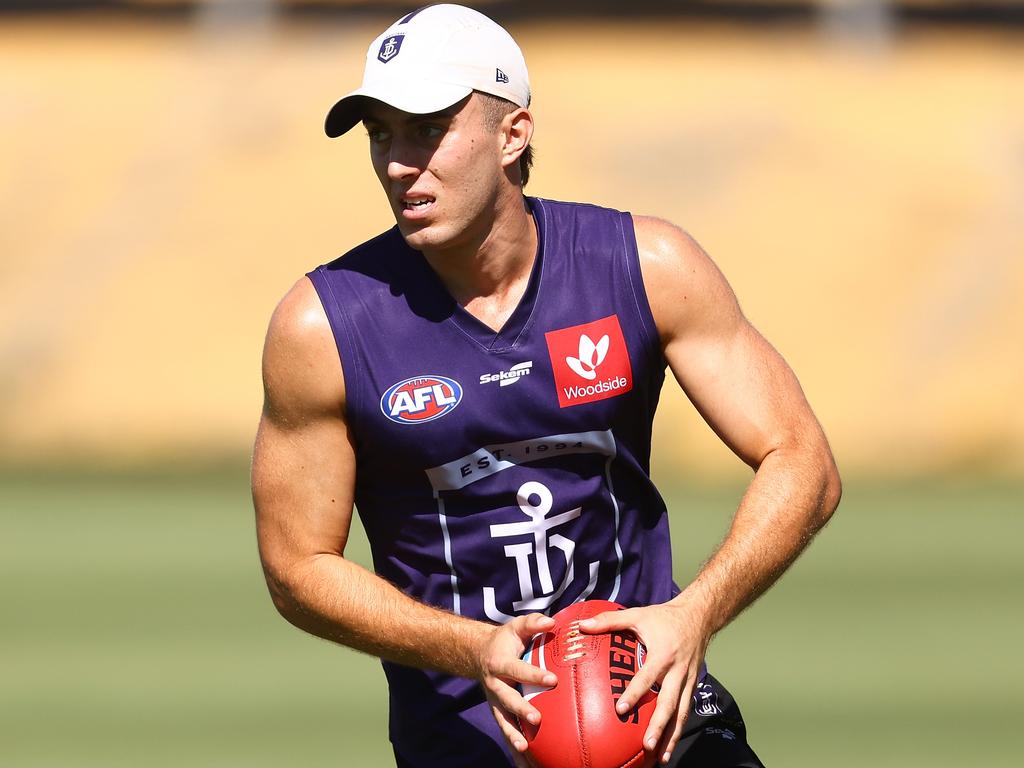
top-left (402, 196), bottom-right (436, 211)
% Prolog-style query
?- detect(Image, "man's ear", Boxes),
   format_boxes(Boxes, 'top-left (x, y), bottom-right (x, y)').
top-left (500, 107), bottom-right (534, 172)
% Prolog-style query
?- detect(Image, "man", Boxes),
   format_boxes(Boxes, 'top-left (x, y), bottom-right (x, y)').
top-left (253, 5), bottom-right (840, 767)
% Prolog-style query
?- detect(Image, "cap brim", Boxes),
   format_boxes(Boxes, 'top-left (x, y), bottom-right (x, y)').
top-left (325, 81), bottom-right (474, 138)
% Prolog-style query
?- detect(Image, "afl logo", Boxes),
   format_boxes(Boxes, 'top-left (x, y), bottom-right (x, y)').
top-left (380, 375), bottom-right (463, 424)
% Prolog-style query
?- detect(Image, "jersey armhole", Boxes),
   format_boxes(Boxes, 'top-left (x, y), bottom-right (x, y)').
top-left (306, 267), bottom-right (365, 433)
top-left (619, 212), bottom-right (666, 369)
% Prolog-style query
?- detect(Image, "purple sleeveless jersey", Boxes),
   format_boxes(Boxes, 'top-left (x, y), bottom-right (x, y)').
top-left (309, 197), bottom-right (681, 767)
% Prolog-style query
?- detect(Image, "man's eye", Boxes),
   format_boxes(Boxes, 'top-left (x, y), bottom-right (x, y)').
top-left (366, 128), bottom-right (390, 143)
top-left (419, 125), bottom-right (444, 139)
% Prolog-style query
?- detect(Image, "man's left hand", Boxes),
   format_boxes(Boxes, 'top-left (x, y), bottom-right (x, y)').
top-left (579, 600), bottom-right (710, 765)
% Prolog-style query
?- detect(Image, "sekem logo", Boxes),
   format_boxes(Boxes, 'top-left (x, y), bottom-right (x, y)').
top-left (380, 375), bottom-right (462, 424)
top-left (545, 315), bottom-right (633, 408)
top-left (479, 360), bottom-right (533, 387)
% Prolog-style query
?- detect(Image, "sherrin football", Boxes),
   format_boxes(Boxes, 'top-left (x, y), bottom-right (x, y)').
top-left (519, 600), bottom-right (658, 768)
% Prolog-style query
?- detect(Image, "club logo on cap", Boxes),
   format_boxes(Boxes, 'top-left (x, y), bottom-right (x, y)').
top-left (496, 68), bottom-right (509, 84)
top-left (378, 34), bottom-right (404, 64)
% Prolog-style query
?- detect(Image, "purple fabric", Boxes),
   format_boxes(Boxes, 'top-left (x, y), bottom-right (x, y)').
top-left (308, 197), bottom-right (679, 767)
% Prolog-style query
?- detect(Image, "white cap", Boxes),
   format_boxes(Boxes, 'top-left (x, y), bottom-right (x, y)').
top-left (325, 4), bottom-right (531, 138)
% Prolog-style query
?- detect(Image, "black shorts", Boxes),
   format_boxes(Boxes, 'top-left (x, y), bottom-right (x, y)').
top-left (393, 672), bottom-right (764, 768)
top-left (664, 673), bottom-right (765, 768)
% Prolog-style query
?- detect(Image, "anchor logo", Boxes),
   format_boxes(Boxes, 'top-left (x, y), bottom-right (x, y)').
top-left (377, 34), bottom-right (405, 64)
top-left (482, 481), bottom-right (599, 622)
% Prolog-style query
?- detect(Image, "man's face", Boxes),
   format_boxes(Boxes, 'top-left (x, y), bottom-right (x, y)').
top-left (361, 94), bottom-right (507, 253)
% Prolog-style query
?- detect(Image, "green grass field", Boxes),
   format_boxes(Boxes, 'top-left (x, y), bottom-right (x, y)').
top-left (2, 467), bottom-right (1021, 767)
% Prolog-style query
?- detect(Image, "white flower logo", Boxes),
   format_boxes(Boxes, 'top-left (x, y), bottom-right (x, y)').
top-left (565, 334), bottom-right (609, 381)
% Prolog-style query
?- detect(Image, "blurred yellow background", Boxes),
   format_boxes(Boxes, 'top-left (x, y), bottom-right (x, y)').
top-left (2, 3), bottom-right (1022, 479)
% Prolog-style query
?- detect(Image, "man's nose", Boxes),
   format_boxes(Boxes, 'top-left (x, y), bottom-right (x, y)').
top-left (387, 158), bottom-right (419, 183)
top-left (385, 140), bottom-right (421, 183)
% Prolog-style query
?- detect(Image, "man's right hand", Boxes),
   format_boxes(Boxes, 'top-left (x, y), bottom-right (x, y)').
top-left (478, 612), bottom-right (558, 767)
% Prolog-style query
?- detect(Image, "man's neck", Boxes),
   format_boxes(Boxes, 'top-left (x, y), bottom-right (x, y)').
top-left (422, 193), bottom-right (538, 331)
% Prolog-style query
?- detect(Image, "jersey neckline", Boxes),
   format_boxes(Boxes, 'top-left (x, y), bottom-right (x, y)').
top-left (408, 196), bottom-right (547, 354)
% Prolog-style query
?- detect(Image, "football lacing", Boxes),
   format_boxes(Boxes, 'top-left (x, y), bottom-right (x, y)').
top-left (562, 620), bottom-right (586, 661)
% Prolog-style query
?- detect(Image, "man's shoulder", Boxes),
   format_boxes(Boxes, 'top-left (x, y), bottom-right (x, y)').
top-left (631, 215), bottom-right (702, 262)
top-left (315, 226), bottom-right (407, 275)
top-left (629, 215), bottom-right (741, 345)
top-left (267, 277), bottom-right (334, 361)
top-left (530, 197), bottom-right (638, 256)
top-left (531, 195), bottom-right (628, 220)
top-left (262, 276), bottom-right (346, 419)
top-left (305, 226), bottom-right (417, 311)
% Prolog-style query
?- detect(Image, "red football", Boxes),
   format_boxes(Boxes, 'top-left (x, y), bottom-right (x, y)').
top-left (520, 600), bottom-right (658, 768)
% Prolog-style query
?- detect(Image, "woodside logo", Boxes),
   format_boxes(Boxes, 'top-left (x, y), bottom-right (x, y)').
top-left (544, 315), bottom-right (633, 408)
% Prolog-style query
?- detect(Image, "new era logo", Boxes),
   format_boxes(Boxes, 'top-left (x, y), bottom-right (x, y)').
top-left (496, 68), bottom-right (509, 84)
top-left (545, 315), bottom-right (633, 408)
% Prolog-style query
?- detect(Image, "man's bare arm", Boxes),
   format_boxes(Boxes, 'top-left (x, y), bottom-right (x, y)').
top-left (642, 215), bottom-right (841, 631)
top-left (252, 277), bottom-right (555, 759)
top-left (581, 217), bottom-right (842, 763)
